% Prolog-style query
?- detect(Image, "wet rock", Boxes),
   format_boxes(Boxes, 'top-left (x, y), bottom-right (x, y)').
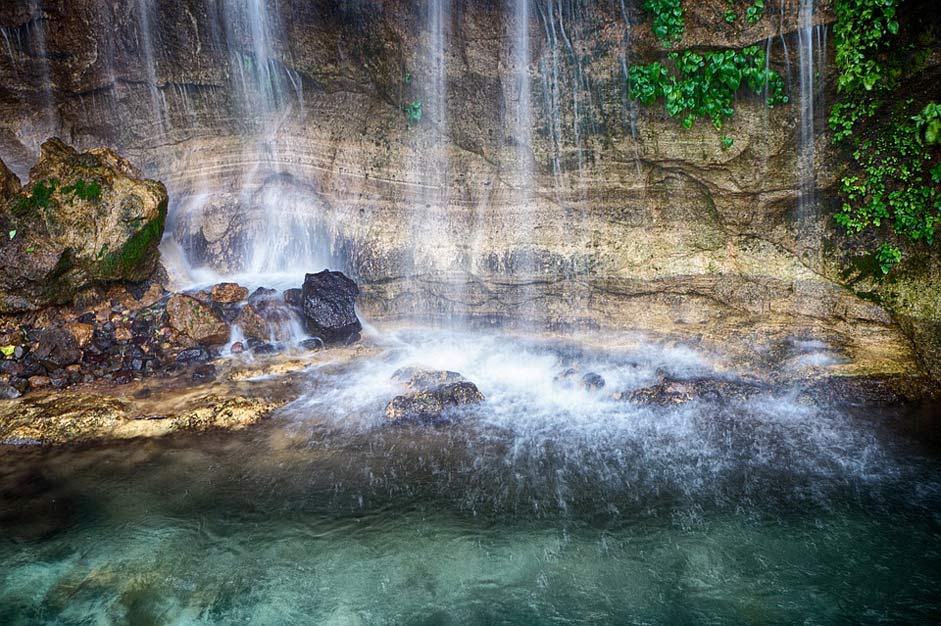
top-left (392, 367), bottom-right (466, 391)
top-left (33, 328), bottom-right (82, 370)
top-left (0, 383), bottom-right (21, 399)
top-left (283, 288), bottom-right (304, 308)
top-left (554, 367), bottom-right (606, 391)
top-left (298, 338), bottom-right (323, 351)
top-left (628, 377), bottom-right (766, 406)
top-left (233, 303), bottom-right (283, 342)
top-left (582, 372), bottom-right (606, 390)
top-left (175, 346), bottom-right (211, 363)
top-left (166, 294), bottom-right (230, 345)
top-left (249, 341), bottom-right (278, 355)
top-left (248, 287), bottom-right (278, 304)
top-left (28, 376), bottom-right (51, 390)
top-left (191, 364), bottom-right (217, 382)
top-left (231, 341), bottom-right (245, 354)
top-left (301, 270), bottom-right (361, 344)
top-left (211, 282), bottom-right (249, 303)
top-left (0, 139), bottom-right (168, 313)
top-left (67, 322), bottom-right (95, 348)
top-left (385, 381), bottom-right (485, 424)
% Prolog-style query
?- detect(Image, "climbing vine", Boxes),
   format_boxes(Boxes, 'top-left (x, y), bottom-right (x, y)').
top-left (630, 1), bottom-right (787, 143)
top-left (830, 0), bottom-right (940, 273)
top-left (644, 0), bottom-right (684, 46)
top-left (629, 47), bottom-right (787, 132)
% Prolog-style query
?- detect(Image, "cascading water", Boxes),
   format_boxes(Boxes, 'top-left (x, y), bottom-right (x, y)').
top-left (797, 0), bottom-right (825, 220)
top-left (133, 0), bottom-right (165, 137)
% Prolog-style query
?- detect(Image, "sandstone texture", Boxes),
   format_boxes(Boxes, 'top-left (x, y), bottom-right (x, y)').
top-left (0, 1), bottom-right (937, 379)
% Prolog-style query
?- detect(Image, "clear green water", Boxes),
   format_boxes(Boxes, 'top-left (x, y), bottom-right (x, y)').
top-left (1, 330), bottom-right (939, 625)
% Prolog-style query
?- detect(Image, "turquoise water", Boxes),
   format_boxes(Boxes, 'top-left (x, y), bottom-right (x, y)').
top-left (1, 330), bottom-right (939, 625)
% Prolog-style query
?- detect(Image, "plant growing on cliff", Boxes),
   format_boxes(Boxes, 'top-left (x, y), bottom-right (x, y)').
top-left (629, 47), bottom-right (787, 131)
top-left (830, 0), bottom-right (940, 273)
top-left (404, 100), bottom-right (423, 126)
top-left (644, 0), bottom-right (685, 45)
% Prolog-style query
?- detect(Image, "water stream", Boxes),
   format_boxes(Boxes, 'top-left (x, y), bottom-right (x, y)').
top-left (1, 328), bottom-right (940, 624)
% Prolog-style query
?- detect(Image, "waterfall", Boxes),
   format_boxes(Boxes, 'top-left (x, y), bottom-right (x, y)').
top-left (797, 0), bottom-right (820, 218)
top-left (511, 0), bottom-right (537, 319)
top-left (134, 0), bottom-right (165, 137)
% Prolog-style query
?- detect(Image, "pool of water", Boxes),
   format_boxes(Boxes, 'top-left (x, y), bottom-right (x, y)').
top-left (1, 328), bottom-right (939, 625)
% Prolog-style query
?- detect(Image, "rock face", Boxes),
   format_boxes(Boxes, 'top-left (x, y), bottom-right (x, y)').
top-left (628, 377), bottom-right (767, 407)
top-left (166, 294), bottom-right (230, 345)
top-left (385, 368), bottom-right (485, 424)
top-left (0, 2), bottom-right (938, 381)
top-left (0, 139), bottom-right (168, 313)
top-left (0, 158), bottom-right (20, 201)
top-left (301, 271), bottom-right (362, 344)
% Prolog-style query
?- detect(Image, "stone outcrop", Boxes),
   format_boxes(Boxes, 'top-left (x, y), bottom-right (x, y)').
top-left (301, 270), bottom-right (362, 344)
top-left (0, 139), bottom-right (167, 313)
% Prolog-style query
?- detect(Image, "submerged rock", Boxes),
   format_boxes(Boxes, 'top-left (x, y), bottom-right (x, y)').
top-left (301, 270), bottom-right (361, 344)
top-left (628, 377), bottom-right (767, 406)
top-left (554, 367), bottom-right (606, 391)
top-left (0, 139), bottom-right (167, 313)
top-left (385, 368), bottom-right (485, 424)
top-left (166, 294), bottom-right (230, 345)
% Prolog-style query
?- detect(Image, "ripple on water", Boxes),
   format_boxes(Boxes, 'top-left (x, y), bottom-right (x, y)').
top-left (0, 328), bottom-right (938, 625)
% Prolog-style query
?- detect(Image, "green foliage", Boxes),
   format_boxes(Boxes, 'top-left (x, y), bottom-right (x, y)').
top-left (643, 0), bottom-right (684, 45)
top-left (404, 100), bottom-right (423, 126)
top-left (744, 0), bottom-right (765, 24)
top-left (914, 102), bottom-right (941, 146)
top-left (829, 0), bottom-right (902, 142)
top-left (835, 113), bottom-right (939, 254)
top-left (62, 179), bottom-right (102, 202)
top-left (723, 0), bottom-right (764, 26)
top-left (721, 135), bottom-right (734, 150)
top-left (875, 243), bottom-right (902, 275)
top-left (629, 46), bottom-right (787, 132)
top-left (830, 0), bottom-right (939, 273)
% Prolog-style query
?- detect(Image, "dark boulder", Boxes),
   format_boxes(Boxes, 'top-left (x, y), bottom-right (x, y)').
top-left (385, 368), bottom-right (485, 424)
top-left (33, 328), bottom-right (82, 370)
top-left (301, 270), bottom-right (361, 344)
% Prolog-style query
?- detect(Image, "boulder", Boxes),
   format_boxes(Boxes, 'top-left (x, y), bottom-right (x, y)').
top-left (166, 294), bottom-right (229, 345)
top-left (301, 270), bottom-right (361, 344)
top-left (0, 139), bottom-right (168, 313)
top-left (234, 304), bottom-right (269, 342)
top-left (554, 367), bottom-right (606, 391)
top-left (210, 282), bottom-right (249, 303)
top-left (385, 368), bottom-right (485, 424)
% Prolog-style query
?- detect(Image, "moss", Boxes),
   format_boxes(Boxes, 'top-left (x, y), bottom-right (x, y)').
top-left (97, 198), bottom-right (167, 280)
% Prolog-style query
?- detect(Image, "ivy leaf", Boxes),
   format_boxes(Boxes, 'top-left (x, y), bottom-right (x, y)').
top-left (0, 345), bottom-right (14, 357)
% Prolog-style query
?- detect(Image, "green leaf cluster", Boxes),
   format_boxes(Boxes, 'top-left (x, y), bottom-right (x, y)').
top-left (643, 0), bottom-right (684, 45)
top-left (404, 100), bottom-right (423, 126)
top-left (725, 0), bottom-right (765, 25)
top-left (629, 47), bottom-right (788, 131)
top-left (830, 0), bottom-right (939, 273)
